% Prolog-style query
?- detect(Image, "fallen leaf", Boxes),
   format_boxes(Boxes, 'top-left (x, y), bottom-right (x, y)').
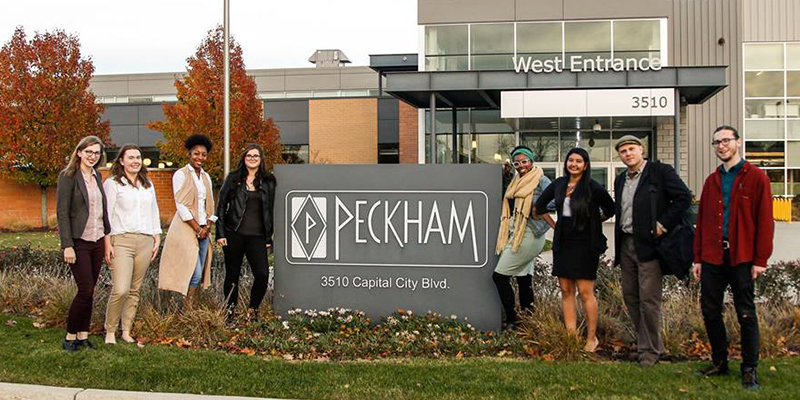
top-left (497, 350), bottom-right (508, 357)
top-left (679, 388), bottom-right (689, 393)
top-left (5, 320), bottom-right (16, 326)
top-left (136, 342), bottom-right (145, 348)
top-left (343, 384), bottom-right (350, 389)
top-left (455, 351), bottom-right (464, 359)
top-left (769, 366), bottom-right (777, 372)
top-left (32, 322), bottom-right (45, 329)
top-left (282, 354), bottom-right (294, 361)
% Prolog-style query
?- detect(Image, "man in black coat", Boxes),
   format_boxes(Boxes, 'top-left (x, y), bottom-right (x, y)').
top-left (613, 135), bottom-right (691, 366)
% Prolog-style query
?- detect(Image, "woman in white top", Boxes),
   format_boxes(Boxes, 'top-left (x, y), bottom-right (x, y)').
top-left (158, 134), bottom-right (216, 304)
top-left (103, 144), bottom-right (161, 344)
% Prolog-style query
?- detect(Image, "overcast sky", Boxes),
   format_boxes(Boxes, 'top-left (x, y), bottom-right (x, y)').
top-left (0, 0), bottom-right (419, 75)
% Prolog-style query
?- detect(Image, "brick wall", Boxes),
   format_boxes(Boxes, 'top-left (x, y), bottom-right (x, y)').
top-left (399, 101), bottom-right (419, 164)
top-left (0, 169), bottom-right (178, 230)
top-left (308, 98), bottom-right (378, 164)
top-left (656, 106), bottom-right (690, 184)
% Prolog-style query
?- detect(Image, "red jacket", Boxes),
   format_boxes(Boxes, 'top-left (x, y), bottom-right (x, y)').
top-left (694, 160), bottom-right (774, 267)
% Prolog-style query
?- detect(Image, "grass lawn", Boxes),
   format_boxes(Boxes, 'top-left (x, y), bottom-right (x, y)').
top-left (1, 314), bottom-right (798, 400)
top-left (0, 230), bottom-right (60, 249)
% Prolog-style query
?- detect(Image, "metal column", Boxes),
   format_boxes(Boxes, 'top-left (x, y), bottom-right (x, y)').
top-left (429, 93), bottom-right (437, 164)
top-left (673, 89), bottom-right (681, 175)
top-left (452, 108), bottom-right (458, 163)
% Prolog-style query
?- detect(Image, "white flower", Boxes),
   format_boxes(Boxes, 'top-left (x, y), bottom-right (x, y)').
top-left (282, 321), bottom-right (290, 330)
top-left (450, 315), bottom-right (457, 320)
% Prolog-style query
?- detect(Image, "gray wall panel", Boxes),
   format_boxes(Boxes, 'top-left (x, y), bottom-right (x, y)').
top-left (563, 0), bottom-right (670, 19)
top-left (110, 125), bottom-right (137, 147)
top-left (265, 100), bottom-right (309, 121)
top-left (103, 105), bottom-right (138, 125)
top-left (743, 0), bottom-right (800, 41)
top-left (419, 0), bottom-right (515, 24)
top-left (378, 119), bottom-right (400, 143)
top-left (138, 105), bottom-right (165, 124)
top-left (378, 99), bottom-right (400, 120)
top-left (670, 0), bottom-right (742, 195)
top-left (275, 121), bottom-right (310, 145)
top-left (515, 0), bottom-right (564, 21)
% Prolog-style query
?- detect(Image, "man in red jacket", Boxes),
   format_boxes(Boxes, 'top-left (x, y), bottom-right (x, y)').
top-left (693, 125), bottom-right (774, 389)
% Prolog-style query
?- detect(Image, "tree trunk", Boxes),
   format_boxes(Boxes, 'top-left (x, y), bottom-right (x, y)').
top-left (41, 186), bottom-right (48, 228)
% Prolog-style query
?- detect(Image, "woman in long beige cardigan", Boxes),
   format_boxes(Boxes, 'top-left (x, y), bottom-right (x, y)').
top-left (158, 135), bottom-right (216, 302)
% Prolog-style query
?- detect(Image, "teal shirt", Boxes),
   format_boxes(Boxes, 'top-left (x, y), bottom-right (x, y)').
top-left (720, 158), bottom-right (745, 240)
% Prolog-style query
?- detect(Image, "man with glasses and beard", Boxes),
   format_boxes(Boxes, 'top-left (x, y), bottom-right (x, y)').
top-left (694, 125), bottom-right (774, 389)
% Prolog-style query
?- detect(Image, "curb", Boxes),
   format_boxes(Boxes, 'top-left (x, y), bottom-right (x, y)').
top-left (0, 383), bottom-right (288, 400)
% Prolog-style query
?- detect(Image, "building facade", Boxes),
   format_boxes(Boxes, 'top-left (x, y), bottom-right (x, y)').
top-left (86, 0), bottom-right (800, 198)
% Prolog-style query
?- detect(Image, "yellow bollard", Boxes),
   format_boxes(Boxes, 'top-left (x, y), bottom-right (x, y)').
top-left (773, 197), bottom-right (793, 222)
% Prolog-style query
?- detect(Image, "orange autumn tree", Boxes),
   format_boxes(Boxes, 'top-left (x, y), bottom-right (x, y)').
top-left (149, 26), bottom-right (281, 183)
top-left (0, 27), bottom-right (110, 226)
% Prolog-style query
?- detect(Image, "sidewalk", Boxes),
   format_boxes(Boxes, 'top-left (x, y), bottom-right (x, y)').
top-left (0, 382), bottom-right (289, 400)
top-left (538, 221), bottom-right (799, 264)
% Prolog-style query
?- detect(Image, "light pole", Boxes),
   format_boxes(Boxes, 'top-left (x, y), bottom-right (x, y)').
top-left (223, 0), bottom-right (231, 177)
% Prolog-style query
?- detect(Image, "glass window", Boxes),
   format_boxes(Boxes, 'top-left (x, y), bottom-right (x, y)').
top-left (471, 23), bottom-right (513, 54)
top-left (591, 167), bottom-right (609, 190)
top-left (424, 109), bottom-right (470, 134)
top-left (788, 43), bottom-right (800, 69)
top-left (560, 131), bottom-right (611, 162)
top-left (471, 110), bottom-right (513, 133)
top-left (521, 132), bottom-right (559, 162)
top-left (787, 71), bottom-right (800, 96)
top-left (425, 25), bottom-right (468, 55)
top-left (745, 99), bottom-right (784, 118)
top-left (744, 43), bottom-right (784, 70)
top-left (471, 23), bottom-right (514, 71)
top-left (471, 133), bottom-right (515, 164)
top-left (787, 141), bottom-right (800, 168)
top-left (425, 56), bottom-right (469, 71)
top-left (788, 120), bottom-right (800, 139)
top-left (426, 25), bottom-right (469, 71)
top-left (789, 169), bottom-right (800, 195)
top-left (786, 98), bottom-right (800, 117)
top-left (542, 168), bottom-right (557, 181)
top-left (613, 20), bottom-right (660, 62)
top-left (767, 169), bottom-right (786, 195)
top-left (565, 21), bottom-right (611, 61)
top-left (378, 143), bottom-right (399, 164)
top-left (517, 22), bottom-right (563, 63)
top-left (282, 145), bottom-right (309, 164)
top-left (744, 120), bottom-right (785, 139)
top-left (745, 71), bottom-right (785, 97)
top-left (745, 141), bottom-right (785, 167)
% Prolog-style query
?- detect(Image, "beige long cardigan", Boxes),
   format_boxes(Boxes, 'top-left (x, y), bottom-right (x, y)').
top-left (158, 165), bottom-right (215, 295)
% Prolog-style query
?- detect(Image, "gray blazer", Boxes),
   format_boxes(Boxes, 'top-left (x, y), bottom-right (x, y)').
top-left (56, 169), bottom-right (111, 249)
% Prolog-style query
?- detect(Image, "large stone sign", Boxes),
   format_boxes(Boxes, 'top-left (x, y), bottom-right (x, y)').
top-left (274, 164), bottom-right (502, 331)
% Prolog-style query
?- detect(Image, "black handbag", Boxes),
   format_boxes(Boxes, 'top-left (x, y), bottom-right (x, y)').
top-left (649, 166), bottom-right (695, 279)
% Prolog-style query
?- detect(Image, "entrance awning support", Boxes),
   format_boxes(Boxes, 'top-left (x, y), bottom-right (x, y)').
top-left (429, 92), bottom-right (437, 164)
top-left (674, 89), bottom-right (681, 175)
top-left (452, 107), bottom-right (458, 163)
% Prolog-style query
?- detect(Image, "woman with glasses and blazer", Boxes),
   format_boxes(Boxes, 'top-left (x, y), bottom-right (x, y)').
top-left (57, 135), bottom-right (111, 351)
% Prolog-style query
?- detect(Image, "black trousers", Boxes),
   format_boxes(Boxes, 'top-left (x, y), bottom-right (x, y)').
top-left (492, 272), bottom-right (533, 324)
top-left (67, 238), bottom-right (104, 334)
top-left (222, 231), bottom-right (270, 310)
top-left (701, 250), bottom-right (759, 369)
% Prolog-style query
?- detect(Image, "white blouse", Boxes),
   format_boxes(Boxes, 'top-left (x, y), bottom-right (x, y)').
top-left (172, 165), bottom-right (217, 225)
top-left (103, 177), bottom-right (161, 236)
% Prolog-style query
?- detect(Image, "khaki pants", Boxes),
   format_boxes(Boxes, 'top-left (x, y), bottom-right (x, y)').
top-left (620, 234), bottom-right (665, 363)
top-left (104, 233), bottom-right (154, 332)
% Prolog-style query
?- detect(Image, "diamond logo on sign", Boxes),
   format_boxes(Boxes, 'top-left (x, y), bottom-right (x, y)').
top-left (290, 195), bottom-right (327, 260)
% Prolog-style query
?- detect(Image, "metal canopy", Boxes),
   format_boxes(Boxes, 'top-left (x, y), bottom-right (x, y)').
top-left (369, 54), bottom-right (419, 73)
top-left (383, 66), bottom-right (728, 109)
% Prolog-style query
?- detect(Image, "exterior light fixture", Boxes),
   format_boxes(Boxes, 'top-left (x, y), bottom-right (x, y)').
top-left (143, 158), bottom-right (151, 166)
top-left (158, 162), bottom-right (166, 169)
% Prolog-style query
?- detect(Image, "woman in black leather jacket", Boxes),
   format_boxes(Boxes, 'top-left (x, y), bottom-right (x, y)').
top-left (216, 143), bottom-right (276, 318)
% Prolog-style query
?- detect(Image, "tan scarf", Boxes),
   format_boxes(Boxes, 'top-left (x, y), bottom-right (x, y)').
top-left (496, 166), bottom-right (543, 254)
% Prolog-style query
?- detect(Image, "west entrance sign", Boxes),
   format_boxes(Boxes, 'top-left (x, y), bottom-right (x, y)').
top-left (274, 165), bottom-right (502, 331)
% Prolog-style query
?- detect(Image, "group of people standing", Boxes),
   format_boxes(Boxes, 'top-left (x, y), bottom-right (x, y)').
top-left (494, 126), bottom-right (773, 388)
top-left (57, 134), bottom-right (276, 350)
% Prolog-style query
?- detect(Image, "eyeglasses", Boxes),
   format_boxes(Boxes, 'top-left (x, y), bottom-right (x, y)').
top-left (82, 150), bottom-right (101, 157)
top-left (512, 159), bottom-right (531, 168)
top-left (245, 154), bottom-right (261, 159)
top-left (711, 137), bottom-right (737, 147)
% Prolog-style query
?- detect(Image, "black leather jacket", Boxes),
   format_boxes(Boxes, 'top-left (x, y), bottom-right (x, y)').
top-left (215, 173), bottom-right (276, 241)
